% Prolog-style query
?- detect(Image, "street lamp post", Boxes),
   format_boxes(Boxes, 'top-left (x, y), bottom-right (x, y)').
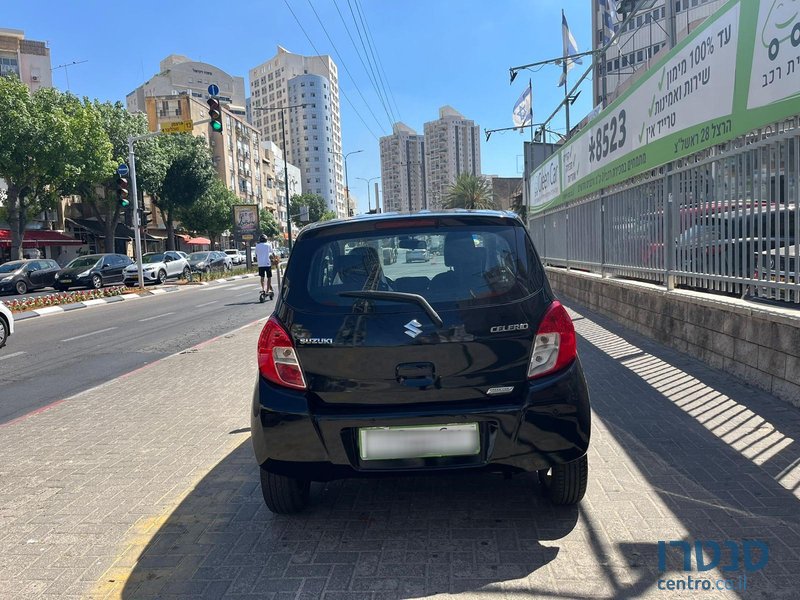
top-left (357, 176), bottom-right (381, 213)
top-left (333, 150), bottom-right (363, 216)
top-left (251, 104), bottom-right (305, 250)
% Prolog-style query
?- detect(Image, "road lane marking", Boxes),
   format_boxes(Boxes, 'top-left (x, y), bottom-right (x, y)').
top-left (138, 312), bottom-right (175, 322)
top-left (82, 299), bottom-right (107, 306)
top-left (61, 327), bottom-right (117, 342)
top-left (229, 284), bottom-right (257, 290)
top-left (195, 300), bottom-right (218, 308)
top-left (0, 351), bottom-right (25, 362)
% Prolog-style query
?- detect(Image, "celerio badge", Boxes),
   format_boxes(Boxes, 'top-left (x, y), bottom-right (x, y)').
top-left (490, 323), bottom-right (529, 333)
top-left (404, 320), bottom-right (423, 338)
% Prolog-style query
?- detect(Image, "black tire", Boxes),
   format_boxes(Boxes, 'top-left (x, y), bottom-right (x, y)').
top-left (54, 284), bottom-right (67, 292)
top-left (157, 269), bottom-right (167, 285)
top-left (15, 280), bottom-right (27, 295)
top-left (0, 316), bottom-right (8, 349)
top-left (259, 468), bottom-right (310, 514)
top-left (181, 266), bottom-right (191, 280)
top-left (538, 454), bottom-right (588, 505)
top-left (204, 266), bottom-right (210, 274)
top-left (91, 274), bottom-right (102, 289)
top-left (769, 38), bottom-right (780, 61)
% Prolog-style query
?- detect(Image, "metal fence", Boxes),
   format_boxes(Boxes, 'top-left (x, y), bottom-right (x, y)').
top-left (529, 119), bottom-right (800, 304)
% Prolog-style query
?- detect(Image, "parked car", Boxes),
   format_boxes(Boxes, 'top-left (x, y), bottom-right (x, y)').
top-left (0, 259), bottom-right (61, 295)
top-left (215, 250), bottom-right (233, 270)
top-left (251, 210), bottom-right (591, 513)
top-left (123, 251), bottom-right (191, 286)
top-left (0, 300), bottom-right (13, 349)
top-left (188, 251), bottom-right (229, 273)
top-left (225, 248), bottom-right (244, 265)
top-left (54, 254), bottom-right (133, 290)
top-left (405, 245), bottom-right (429, 263)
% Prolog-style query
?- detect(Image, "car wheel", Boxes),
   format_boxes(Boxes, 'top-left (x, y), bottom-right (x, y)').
top-left (54, 284), bottom-right (67, 292)
top-left (91, 274), bottom-right (102, 289)
top-left (259, 468), bottom-right (310, 514)
top-left (0, 316), bottom-right (8, 349)
top-left (538, 454), bottom-right (588, 505)
top-left (182, 266), bottom-right (191, 279)
top-left (769, 38), bottom-right (780, 60)
top-left (15, 280), bottom-right (28, 295)
top-left (157, 269), bottom-right (167, 285)
top-left (204, 266), bottom-right (210, 274)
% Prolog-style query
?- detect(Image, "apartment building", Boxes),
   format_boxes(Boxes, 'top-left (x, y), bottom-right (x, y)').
top-left (0, 28), bottom-right (51, 92)
top-left (380, 123), bottom-right (426, 213)
top-left (249, 47), bottom-right (346, 218)
top-left (127, 54), bottom-right (246, 117)
top-left (261, 140), bottom-right (302, 242)
top-left (144, 95), bottom-right (262, 207)
top-left (592, 0), bottom-right (726, 106)
top-left (423, 106), bottom-right (481, 210)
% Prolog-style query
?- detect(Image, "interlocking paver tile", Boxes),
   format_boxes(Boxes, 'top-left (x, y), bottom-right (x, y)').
top-left (1, 302), bottom-right (799, 598)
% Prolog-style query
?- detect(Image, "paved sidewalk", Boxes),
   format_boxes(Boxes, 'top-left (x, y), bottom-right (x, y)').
top-left (0, 301), bottom-right (798, 599)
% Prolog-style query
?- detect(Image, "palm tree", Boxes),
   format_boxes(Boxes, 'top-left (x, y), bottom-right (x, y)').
top-left (443, 174), bottom-right (496, 210)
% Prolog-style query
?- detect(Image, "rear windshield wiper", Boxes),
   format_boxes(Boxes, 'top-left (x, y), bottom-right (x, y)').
top-left (337, 290), bottom-right (444, 328)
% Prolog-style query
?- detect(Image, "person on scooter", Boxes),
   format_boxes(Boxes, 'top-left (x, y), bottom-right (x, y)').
top-left (255, 234), bottom-right (274, 299)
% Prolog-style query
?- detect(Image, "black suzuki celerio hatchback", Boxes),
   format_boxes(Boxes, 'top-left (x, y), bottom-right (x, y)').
top-left (252, 211), bottom-right (590, 513)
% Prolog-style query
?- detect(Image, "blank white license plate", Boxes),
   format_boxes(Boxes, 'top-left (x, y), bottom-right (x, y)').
top-left (359, 423), bottom-right (480, 461)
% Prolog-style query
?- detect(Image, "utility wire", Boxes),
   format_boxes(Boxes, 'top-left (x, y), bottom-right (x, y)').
top-left (354, 0), bottom-right (402, 123)
top-left (282, 0), bottom-right (381, 141)
top-left (306, 0), bottom-right (389, 133)
top-left (344, 0), bottom-right (396, 125)
top-left (351, 0), bottom-right (396, 123)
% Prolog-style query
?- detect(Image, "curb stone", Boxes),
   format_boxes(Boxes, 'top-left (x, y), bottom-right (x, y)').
top-left (9, 274), bottom-right (258, 322)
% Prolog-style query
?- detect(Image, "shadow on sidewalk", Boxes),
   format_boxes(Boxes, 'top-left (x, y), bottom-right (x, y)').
top-left (120, 441), bottom-right (578, 599)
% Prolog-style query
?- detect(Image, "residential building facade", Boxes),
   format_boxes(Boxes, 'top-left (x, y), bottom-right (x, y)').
top-left (261, 140), bottom-right (302, 243)
top-left (380, 123), bottom-right (426, 213)
top-left (423, 106), bottom-right (481, 210)
top-left (249, 47), bottom-right (346, 218)
top-left (592, 0), bottom-right (726, 106)
top-left (0, 28), bottom-right (51, 92)
top-left (127, 54), bottom-right (246, 117)
top-left (144, 95), bottom-right (262, 207)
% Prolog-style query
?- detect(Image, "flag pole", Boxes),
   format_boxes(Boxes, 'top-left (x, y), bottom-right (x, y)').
top-left (562, 10), bottom-right (571, 138)
top-left (529, 79), bottom-right (534, 144)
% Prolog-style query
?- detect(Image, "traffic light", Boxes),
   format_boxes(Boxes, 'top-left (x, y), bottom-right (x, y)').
top-left (117, 176), bottom-right (129, 208)
top-left (207, 97), bottom-right (222, 132)
top-left (138, 208), bottom-right (151, 228)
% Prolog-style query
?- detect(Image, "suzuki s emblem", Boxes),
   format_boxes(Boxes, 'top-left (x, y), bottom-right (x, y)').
top-left (404, 319), bottom-right (423, 338)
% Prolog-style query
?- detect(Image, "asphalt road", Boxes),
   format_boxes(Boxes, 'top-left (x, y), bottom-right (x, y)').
top-left (0, 279), bottom-right (270, 424)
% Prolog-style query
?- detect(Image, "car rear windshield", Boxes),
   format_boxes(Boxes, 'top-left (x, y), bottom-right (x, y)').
top-left (287, 221), bottom-right (542, 312)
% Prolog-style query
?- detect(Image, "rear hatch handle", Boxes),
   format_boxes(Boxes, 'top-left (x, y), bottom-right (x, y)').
top-left (338, 290), bottom-right (444, 328)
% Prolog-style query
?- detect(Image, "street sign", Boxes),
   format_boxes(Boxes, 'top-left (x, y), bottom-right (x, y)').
top-left (160, 120), bottom-right (194, 134)
top-left (117, 164), bottom-right (129, 177)
top-left (242, 234), bottom-right (254, 240)
top-left (208, 84), bottom-right (219, 97)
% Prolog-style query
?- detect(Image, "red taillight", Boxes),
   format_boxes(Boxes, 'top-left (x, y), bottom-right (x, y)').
top-left (528, 301), bottom-right (577, 379)
top-left (257, 316), bottom-right (307, 390)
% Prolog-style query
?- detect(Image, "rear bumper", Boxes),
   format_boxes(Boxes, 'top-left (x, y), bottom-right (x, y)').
top-left (251, 360), bottom-right (591, 481)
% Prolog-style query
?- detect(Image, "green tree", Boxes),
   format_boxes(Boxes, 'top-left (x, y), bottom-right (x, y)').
top-left (76, 101), bottom-right (150, 253)
top-left (141, 134), bottom-right (215, 250)
top-left (178, 178), bottom-right (236, 249)
top-left (289, 193), bottom-right (327, 227)
top-left (259, 208), bottom-right (280, 238)
top-left (510, 192), bottom-right (527, 221)
top-left (320, 210), bottom-right (337, 221)
top-left (0, 78), bottom-right (112, 259)
top-left (443, 174), bottom-right (496, 210)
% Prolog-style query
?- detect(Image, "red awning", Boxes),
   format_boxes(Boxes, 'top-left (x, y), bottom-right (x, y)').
top-left (0, 229), bottom-right (84, 247)
top-left (175, 234), bottom-right (191, 242)
top-left (186, 236), bottom-right (211, 245)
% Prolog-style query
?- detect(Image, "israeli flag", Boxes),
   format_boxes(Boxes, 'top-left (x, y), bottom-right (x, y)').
top-left (558, 10), bottom-right (582, 87)
top-left (597, 0), bottom-right (618, 47)
top-left (512, 83), bottom-right (532, 129)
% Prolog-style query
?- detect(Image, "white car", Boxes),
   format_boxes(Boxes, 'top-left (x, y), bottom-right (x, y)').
top-left (123, 251), bottom-right (191, 286)
top-left (0, 300), bottom-right (14, 349)
top-left (224, 249), bottom-right (244, 265)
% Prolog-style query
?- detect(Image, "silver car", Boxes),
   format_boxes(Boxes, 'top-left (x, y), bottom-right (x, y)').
top-left (123, 251), bottom-right (191, 285)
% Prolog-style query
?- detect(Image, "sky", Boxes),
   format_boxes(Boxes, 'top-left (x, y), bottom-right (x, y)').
top-left (4, 0), bottom-right (596, 214)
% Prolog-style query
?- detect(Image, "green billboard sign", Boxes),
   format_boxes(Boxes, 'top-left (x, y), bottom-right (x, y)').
top-left (529, 0), bottom-right (800, 213)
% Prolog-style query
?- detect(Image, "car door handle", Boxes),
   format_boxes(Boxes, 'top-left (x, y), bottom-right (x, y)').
top-left (396, 362), bottom-right (436, 388)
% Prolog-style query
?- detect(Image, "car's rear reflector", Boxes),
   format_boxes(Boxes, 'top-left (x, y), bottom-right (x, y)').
top-left (528, 301), bottom-right (577, 379)
top-left (257, 316), bottom-right (307, 390)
